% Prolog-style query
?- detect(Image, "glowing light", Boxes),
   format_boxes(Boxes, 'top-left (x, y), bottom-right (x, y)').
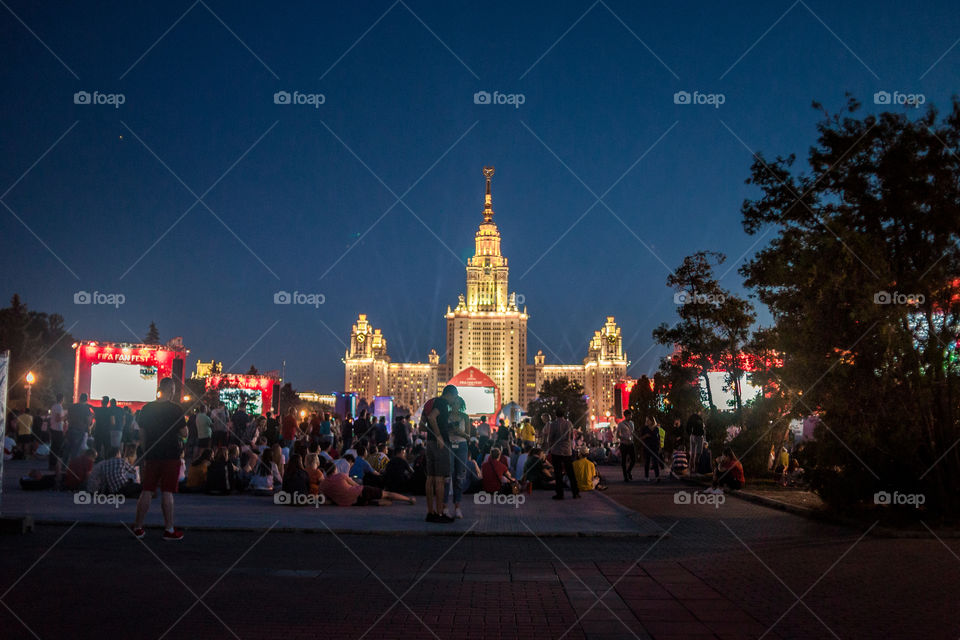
top-left (25, 371), bottom-right (36, 385)
top-left (182, 394), bottom-right (191, 402)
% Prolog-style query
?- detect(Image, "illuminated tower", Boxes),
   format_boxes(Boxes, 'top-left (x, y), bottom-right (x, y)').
top-left (446, 167), bottom-right (529, 405)
top-left (343, 314), bottom-right (389, 401)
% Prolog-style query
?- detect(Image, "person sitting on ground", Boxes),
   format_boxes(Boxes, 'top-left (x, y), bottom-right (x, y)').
top-left (409, 444), bottom-right (427, 495)
top-left (249, 448), bottom-right (282, 494)
top-left (382, 448), bottom-right (414, 493)
top-left (366, 443), bottom-right (389, 473)
top-left (63, 448), bottom-right (97, 491)
top-left (236, 450), bottom-right (258, 492)
top-left (781, 457), bottom-right (804, 487)
top-left (90, 445), bottom-right (141, 497)
top-left (318, 439), bottom-right (335, 465)
top-left (480, 447), bottom-right (517, 494)
top-left (281, 453), bottom-right (310, 496)
top-left (509, 444), bottom-right (522, 478)
top-left (205, 447), bottom-right (237, 495)
top-left (670, 438), bottom-right (689, 478)
top-left (227, 444), bottom-right (241, 467)
top-left (463, 457), bottom-right (482, 494)
top-left (318, 460), bottom-right (416, 507)
top-left (523, 448), bottom-right (555, 491)
top-left (515, 443), bottom-right (531, 481)
top-left (183, 448), bottom-right (213, 492)
top-left (707, 447), bottom-right (745, 494)
top-left (271, 443), bottom-right (286, 478)
top-left (334, 448), bottom-right (353, 475)
top-left (304, 453), bottom-right (325, 495)
top-left (572, 448), bottom-right (605, 492)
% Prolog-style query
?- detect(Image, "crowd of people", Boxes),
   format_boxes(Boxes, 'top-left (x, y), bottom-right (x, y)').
top-left (5, 381), bottom-right (815, 537)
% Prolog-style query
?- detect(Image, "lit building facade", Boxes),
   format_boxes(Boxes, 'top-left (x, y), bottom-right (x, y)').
top-left (343, 167), bottom-right (629, 418)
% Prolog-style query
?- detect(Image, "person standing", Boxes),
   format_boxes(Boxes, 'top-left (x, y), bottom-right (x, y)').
top-left (639, 416), bottom-right (661, 482)
top-left (108, 398), bottom-right (125, 450)
top-left (341, 415), bottom-right (354, 452)
top-left (210, 402), bottom-right (228, 448)
top-left (544, 408), bottom-right (579, 500)
top-left (496, 419), bottom-right (512, 448)
top-left (195, 405), bottom-right (212, 452)
top-left (230, 403), bottom-right (251, 446)
top-left (518, 418), bottom-right (536, 449)
top-left (16, 409), bottom-right (34, 458)
top-left (93, 396), bottom-right (113, 456)
top-left (64, 393), bottom-right (94, 464)
top-left (423, 385), bottom-right (457, 523)
top-left (133, 378), bottom-right (187, 541)
top-left (476, 417), bottom-right (492, 452)
top-left (392, 415), bottom-right (410, 451)
top-left (615, 410), bottom-right (637, 482)
top-left (444, 397), bottom-right (470, 519)
top-left (687, 410), bottom-right (705, 467)
top-left (48, 393), bottom-right (66, 471)
top-left (280, 407), bottom-right (299, 447)
top-left (318, 412), bottom-right (333, 446)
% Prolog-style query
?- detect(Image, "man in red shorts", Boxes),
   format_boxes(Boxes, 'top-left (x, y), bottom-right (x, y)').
top-left (133, 377), bottom-right (187, 540)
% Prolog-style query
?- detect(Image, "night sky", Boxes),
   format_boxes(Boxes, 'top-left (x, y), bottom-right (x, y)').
top-left (2, 1), bottom-right (957, 392)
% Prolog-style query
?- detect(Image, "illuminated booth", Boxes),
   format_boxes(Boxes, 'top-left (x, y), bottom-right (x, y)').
top-left (73, 340), bottom-right (188, 409)
top-left (447, 366), bottom-right (500, 421)
top-left (372, 396), bottom-right (394, 432)
top-left (335, 391), bottom-right (358, 419)
top-left (206, 373), bottom-right (279, 415)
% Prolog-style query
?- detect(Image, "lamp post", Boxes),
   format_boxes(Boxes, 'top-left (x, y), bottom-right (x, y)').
top-left (25, 371), bottom-right (35, 409)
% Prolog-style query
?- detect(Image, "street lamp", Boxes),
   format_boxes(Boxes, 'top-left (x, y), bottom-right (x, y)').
top-left (25, 371), bottom-right (36, 409)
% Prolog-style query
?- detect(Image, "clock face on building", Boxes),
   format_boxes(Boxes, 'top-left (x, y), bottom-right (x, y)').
top-left (606, 334), bottom-right (617, 345)
top-left (356, 333), bottom-right (366, 343)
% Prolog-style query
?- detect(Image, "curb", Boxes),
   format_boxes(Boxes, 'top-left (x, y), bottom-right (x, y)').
top-left (13, 516), bottom-right (665, 538)
top-left (679, 476), bottom-right (960, 539)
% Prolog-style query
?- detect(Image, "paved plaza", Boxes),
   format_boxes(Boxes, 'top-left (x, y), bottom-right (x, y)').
top-left (2, 461), bottom-right (959, 639)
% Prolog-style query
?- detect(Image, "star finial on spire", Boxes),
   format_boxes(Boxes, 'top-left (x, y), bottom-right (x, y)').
top-left (482, 166), bottom-right (495, 222)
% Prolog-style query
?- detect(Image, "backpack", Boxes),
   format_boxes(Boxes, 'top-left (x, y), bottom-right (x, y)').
top-left (418, 398), bottom-right (436, 429)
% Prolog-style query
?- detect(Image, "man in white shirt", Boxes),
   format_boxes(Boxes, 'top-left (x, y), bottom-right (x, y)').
top-left (615, 410), bottom-right (637, 482)
top-left (49, 393), bottom-right (66, 471)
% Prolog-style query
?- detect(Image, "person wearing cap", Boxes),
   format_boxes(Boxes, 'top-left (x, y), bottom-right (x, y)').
top-left (423, 384), bottom-right (458, 523)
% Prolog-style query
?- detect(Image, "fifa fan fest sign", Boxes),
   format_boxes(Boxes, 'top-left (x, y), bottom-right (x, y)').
top-left (447, 366), bottom-right (501, 421)
top-left (73, 341), bottom-right (187, 409)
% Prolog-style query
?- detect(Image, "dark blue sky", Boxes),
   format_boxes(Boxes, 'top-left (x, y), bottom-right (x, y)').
top-left (2, 1), bottom-right (956, 392)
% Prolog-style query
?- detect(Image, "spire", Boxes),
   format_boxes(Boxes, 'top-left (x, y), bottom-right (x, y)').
top-left (482, 166), bottom-right (495, 222)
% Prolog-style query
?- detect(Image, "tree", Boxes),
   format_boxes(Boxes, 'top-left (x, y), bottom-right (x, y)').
top-left (628, 375), bottom-right (657, 425)
top-left (526, 377), bottom-right (589, 430)
top-left (0, 295), bottom-right (76, 409)
top-left (657, 352), bottom-right (703, 421)
top-left (246, 365), bottom-right (259, 375)
top-left (739, 96), bottom-right (960, 513)
top-left (653, 251), bottom-right (755, 416)
top-left (278, 382), bottom-right (299, 416)
top-left (144, 321), bottom-right (160, 345)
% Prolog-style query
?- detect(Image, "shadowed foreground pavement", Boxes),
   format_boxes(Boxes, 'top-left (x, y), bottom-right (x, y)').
top-left (1, 465), bottom-right (958, 639)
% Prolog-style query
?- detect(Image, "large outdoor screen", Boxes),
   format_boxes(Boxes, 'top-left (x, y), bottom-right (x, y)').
top-left (220, 388), bottom-right (263, 415)
top-left (89, 362), bottom-right (158, 403)
top-left (458, 386), bottom-right (496, 415)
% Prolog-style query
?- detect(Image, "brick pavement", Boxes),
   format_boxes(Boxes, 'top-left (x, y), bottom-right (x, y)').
top-left (1, 471), bottom-right (959, 639)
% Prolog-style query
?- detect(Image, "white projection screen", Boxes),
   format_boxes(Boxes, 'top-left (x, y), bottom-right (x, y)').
top-left (458, 386), bottom-right (496, 415)
top-left (90, 362), bottom-right (159, 402)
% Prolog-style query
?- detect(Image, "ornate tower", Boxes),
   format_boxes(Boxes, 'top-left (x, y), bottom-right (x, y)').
top-left (465, 166), bottom-right (511, 312)
top-left (447, 166), bottom-right (529, 407)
